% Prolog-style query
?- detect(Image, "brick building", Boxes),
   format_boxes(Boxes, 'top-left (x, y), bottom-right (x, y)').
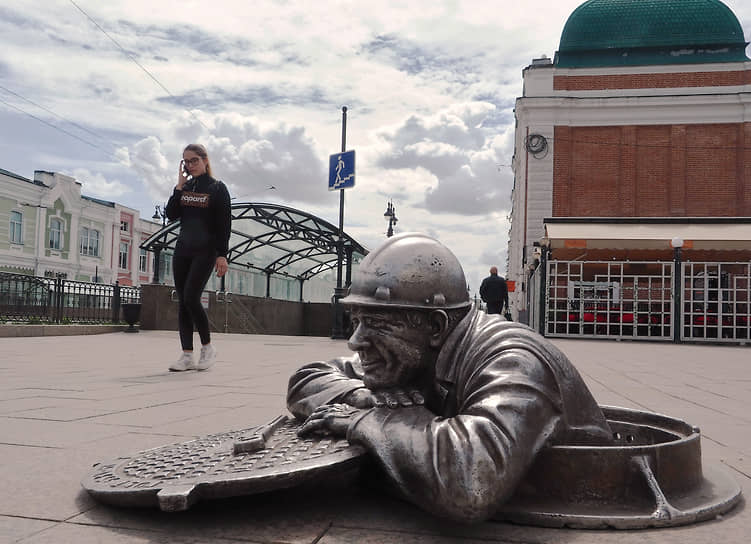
top-left (508, 0), bottom-right (751, 341)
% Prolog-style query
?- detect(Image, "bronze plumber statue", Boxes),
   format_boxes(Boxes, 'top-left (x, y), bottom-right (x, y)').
top-left (83, 233), bottom-right (742, 529)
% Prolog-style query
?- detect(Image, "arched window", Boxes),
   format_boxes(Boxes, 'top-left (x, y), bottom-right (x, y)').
top-left (49, 218), bottom-right (63, 250)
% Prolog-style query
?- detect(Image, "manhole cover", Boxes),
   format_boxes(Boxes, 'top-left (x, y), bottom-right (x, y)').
top-left (82, 415), bottom-right (366, 511)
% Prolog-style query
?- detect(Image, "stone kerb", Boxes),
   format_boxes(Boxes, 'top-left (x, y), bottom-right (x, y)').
top-left (0, 324), bottom-right (128, 337)
top-left (139, 283), bottom-right (332, 337)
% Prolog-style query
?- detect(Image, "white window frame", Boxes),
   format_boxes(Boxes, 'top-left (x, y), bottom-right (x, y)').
top-left (10, 210), bottom-right (23, 244)
top-left (120, 220), bottom-right (129, 233)
top-left (79, 227), bottom-right (100, 257)
top-left (119, 241), bottom-right (129, 270)
top-left (162, 253), bottom-right (173, 277)
top-left (49, 218), bottom-right (63, 250)
top-left (139, 248), bottom-right (148, 272)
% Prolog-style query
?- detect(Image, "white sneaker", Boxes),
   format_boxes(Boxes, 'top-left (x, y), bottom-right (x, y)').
top-left (169, 352), bottom-right (195, 372)
top-left (197, 344), bottom-right (216, 371)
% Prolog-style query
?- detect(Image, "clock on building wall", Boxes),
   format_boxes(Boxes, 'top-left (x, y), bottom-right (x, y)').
top-left (524, 134), bottom-right (548, 158)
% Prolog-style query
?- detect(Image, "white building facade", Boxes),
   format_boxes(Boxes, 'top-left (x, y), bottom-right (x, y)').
top-left (1, 167), bottom-right (339, 302)
top-left (0, 168), bottom-right (160, 285)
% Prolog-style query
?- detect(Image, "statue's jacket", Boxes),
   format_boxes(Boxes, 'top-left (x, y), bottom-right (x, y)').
top-left (287, 308), bottom-right (612, 522)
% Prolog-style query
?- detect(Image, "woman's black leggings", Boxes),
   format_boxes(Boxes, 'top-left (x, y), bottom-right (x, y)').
top-left (173, 253), bottom-right (215, 351)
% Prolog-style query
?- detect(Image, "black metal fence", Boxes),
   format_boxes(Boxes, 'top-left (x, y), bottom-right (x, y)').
top-left (0, 272), bottom-right (140, 324)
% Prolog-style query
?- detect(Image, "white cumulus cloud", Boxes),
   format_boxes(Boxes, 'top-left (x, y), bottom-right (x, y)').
top-left (72, 168), bottom-right (130, 199)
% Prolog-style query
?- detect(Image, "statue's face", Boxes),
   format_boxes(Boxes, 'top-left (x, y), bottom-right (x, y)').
top-left (347, 307), bottom-right (433, 390)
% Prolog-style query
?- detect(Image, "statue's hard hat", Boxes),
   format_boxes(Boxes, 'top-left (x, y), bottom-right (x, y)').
top-left (341, 232), bottom-right (470, 310)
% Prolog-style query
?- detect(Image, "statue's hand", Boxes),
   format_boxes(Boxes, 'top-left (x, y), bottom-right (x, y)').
top-left (297, 403), bottom-right (362, 438)
top-left (343, 387), bottom-right (377, 408)
top-left (372, 388), bottom-right (425, 409)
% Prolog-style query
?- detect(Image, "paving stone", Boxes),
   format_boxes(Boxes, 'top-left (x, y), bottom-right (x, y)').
top-left (0, 446), bottom-right (98, 520)
top-left (17, 522), bottom-right (257, 543)
top-left (147, 399), bottom-right (288, 437)
top-left (0, 397), bottom-right (70, 415)
top-left (0, 332), bottom-right (749, 543)
top-left (70, 480), bottom-right (355, 543)
top-left (0, 514), bottom-right (56, 542)
top-left (0, 417), bottom-right (128, 448)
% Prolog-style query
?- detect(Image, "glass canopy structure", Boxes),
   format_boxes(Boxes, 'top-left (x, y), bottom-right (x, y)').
top-left (140, 202), bottom-right (367, 300)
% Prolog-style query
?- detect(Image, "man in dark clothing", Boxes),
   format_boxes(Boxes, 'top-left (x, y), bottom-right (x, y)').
top-left (479, 266), bottom-right (508, 315)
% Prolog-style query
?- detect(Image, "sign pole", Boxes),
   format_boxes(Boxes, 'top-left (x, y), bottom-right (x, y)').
top-left (331, 106), bottom-right (348, 339)
top-left (337, 106), bottom-right (346, 291)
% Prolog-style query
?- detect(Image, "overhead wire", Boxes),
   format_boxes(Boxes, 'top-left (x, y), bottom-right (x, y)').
top-left (0, 95), bottom-right (121, 162)
top-left (0, 83), bottom-right (122, 152)
top-left (0, 87), bottom-right (172, 196)
top-left (0, 2), bottom-right (214, 193)
top-left (67, 0), bottom-right (212, 133)
top-left (0, 90), bottom-right (177, 206)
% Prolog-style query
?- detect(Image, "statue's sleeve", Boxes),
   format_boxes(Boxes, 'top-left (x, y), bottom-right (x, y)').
top-left (346, 347), bottom-right (562, 522)
top-left (287, 356), bottom-right (366, 420)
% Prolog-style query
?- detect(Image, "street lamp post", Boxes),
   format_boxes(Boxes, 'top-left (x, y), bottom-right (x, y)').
top-left (151, 205), bottom-right (167, 284)
top-left (671, 237), bottom-right (684, 343)
top-left (384, 199), bottom-right (398, 237)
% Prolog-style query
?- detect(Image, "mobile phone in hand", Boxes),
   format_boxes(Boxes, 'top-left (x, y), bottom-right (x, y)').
top-left (180, 160), bottom-right (188, 178)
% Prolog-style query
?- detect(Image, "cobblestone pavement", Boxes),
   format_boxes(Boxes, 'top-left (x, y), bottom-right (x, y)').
top-left (1, 331), bottom-right (748, 543)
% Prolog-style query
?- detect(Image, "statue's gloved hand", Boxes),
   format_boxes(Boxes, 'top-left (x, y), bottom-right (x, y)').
top-left (343, 387), bottom-right (425, 409)
top-left (373, 388), bottom-right (425, 409)
top-left (297, 403), bottom-right (362, 437)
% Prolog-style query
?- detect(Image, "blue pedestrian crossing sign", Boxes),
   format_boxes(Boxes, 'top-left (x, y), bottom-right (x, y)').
top-left (328, 150), bottom-right (355, 190)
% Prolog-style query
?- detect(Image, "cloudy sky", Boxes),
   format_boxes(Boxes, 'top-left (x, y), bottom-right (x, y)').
top-left (2, 1), bottom-right (750, 295)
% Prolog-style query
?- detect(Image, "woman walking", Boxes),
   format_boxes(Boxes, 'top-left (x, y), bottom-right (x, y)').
top-left (165, 144), bottom-right (232, 371)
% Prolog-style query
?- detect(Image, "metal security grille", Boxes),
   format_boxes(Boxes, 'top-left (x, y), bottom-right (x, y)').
top-left (682, 262), bottom-right (750, 343)
top-left (546, 261), bottom-right (673, 340)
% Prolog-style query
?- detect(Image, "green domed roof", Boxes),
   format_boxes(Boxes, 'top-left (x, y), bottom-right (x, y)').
top-left (555, 0), bottom-right (749, 67)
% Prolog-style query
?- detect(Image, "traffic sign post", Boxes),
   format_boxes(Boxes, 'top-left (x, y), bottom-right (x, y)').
top-left (330, 107), bottom-right (352, 339)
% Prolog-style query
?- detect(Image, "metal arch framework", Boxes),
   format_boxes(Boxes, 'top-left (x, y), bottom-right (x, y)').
top-left (140, 202), bottom-right (367, 283)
